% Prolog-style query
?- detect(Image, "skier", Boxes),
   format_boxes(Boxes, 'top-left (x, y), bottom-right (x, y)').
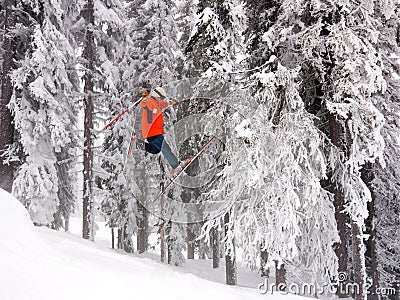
top-left (136, 87), bottom-right (191, 175)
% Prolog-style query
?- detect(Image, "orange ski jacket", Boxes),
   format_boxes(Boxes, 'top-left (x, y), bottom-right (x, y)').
top-left (140, 97), bottom-right (169, 138)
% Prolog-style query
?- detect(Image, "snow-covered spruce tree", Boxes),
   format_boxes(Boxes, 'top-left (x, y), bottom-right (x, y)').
top-left (184, 0), bottom-right (246, 282)
top-left (243, 0), bottom-right (279, 70)
top-left (174, 96), bottom-right (216, 261)
top-left (9, 0), bottom-right (79, 227)
top-left (127, 0), bottom-right (185, 258)
top-left (365, 2), bottom-right (400, 296)
top-left (0, 0), bottom-right (36, 192)
top-left (127, 0), bottom-right (179, 86)
top-left (100, 103), bottom-right (139, 253)
top-left (96, 1), bottom-right (148, 250)
top-left (99, 0), bottom-right (182, 253)
top-left (165, 221), bottom-right (186, 266)
top-left (202, 63), bottom-right (339, 289)
top-left (52, 0), bottom-right (82, 232)
top-left (75, 0), bottom-right (125, 240)
top-left (173, 0), bottom-right (197, 79)
top-left (185, 0), bottom-right (246, 77)
top-left (102, 0), bottom-right (154, 253)
top-left (256, 1), bottom-right (389, 298)
top-left (242, 0), bottom-right (288, 283)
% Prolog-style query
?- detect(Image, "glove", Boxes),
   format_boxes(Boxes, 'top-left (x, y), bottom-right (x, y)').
top-left (170, 99), bottom-right (179, 106)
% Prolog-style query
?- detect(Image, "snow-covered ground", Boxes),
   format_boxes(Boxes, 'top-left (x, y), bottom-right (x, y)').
top-left (0, 188), bottom-right (304, 300)
top-left (68, 217), bottom-right (263, 288)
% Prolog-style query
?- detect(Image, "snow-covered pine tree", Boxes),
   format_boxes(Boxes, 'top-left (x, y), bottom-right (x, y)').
top-left (184, 0), bottom-right (246, 283)
top-left (9, 0), bottom-right (79, 227)
top-left (76, 0), bottom-right (125, 240)
top-left (242, 0), bottom-right (284, 282)
top-left (173, 0), bottom-right (197, 79)
top-left (128, 0), bottom-right (185, 259)
top-left (100, 102), bottom-right (139, 253)
top-left (297, 3), bottom-right (386, 298)
top-left (52, 0), bottom-right (83, 232)
top-left (201, 61), bottom-right (339, 289)
top-left (121, 0), bottom-right (150, 253)
top-left (101, 0), bottom-right (153, 253)
top-left (365, 2), bottom-right (400, 296)
top-left (243, 0), bottom-right (279, 70)
top-left (185, 0), bottom-right (246, 78)
top-left (127, 0), bottom-right (179, 86)
top-left (174, 96), bottom-right (213, 261)
top-left (254, 1), bottom-right (389, 298)
top-left (165, 221), bottom-right (186, 266)
top-left (100, 0), bottom-right (181, 253)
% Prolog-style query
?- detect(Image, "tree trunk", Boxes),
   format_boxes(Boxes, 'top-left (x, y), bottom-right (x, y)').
top-left (137, 201), bottom-right (149, 253)
top-left (167, 236), bottom-right (172, 265)
top-left (224, 212), bottom-right (236, 285)
top-left (333, 186), bottom-right (349, 296)
top-left (352, 221), bottom-right (366, 300)
top-left (64, 216), bottom-right (70, 232)
top-left (116, 225), bottom-right (133, 252)
top-left (0, 0), bottom-right (16, 193)
top-left (54, 150), bottom-right (74, 231)
top-left (365, 208), bottom-right (379, 300)
top-left (198, 239), bottom-right (207, 260)
top-left (187, 223), bottom-right (195, 259)
top-left (159, 158), bottom-right (166, 263)
top-left (275, 261), bottom-right (287, 291)
top-left (160, 223), bottom-right (166, 263)
top-left (82, 0), bottom-right (95, 241)
top-left (260, 243), bottom-right (269, 277)
top-left (117, 228), bottom-right (122, 249)
top-left (183, 189), bottom-right (195, 259)
top-left (211, 227), bottom-right (220, 268)
top-left (362, 163), bottom-right (379, 299)
top-left (328, 114), bottom-right (349, 297)
top-left (111, 227), bottom-right (115, 249)
top-left (220, 223), bottom-right (225, 259)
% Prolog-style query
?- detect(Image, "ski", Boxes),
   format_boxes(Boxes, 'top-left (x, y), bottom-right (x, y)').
top-left (153, 130), bottom-right (221, 202)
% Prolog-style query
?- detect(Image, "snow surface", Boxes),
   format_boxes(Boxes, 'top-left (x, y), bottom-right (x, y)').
top-left (0, 189), bottom-right (304, 300)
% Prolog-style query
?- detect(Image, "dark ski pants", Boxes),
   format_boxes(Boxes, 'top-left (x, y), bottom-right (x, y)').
top-left (145, 134), bottom-right (179, 169)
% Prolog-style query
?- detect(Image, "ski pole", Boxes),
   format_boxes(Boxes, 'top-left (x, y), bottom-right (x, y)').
top-left (98, 98), bottom-right (142, 134)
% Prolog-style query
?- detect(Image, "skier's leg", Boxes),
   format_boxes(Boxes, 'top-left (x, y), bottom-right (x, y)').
top-left (148, 135), bottom-right (179, 168)
top-left (146, 135), bottom-right (162, 153)
top-left (144, 140), bottom-right (161, 154)
top-left (160, 138), bottom-right (180, 169)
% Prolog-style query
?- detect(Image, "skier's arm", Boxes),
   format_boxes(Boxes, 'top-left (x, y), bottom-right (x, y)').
top-left (158, 99), bottom-right (179, 108)
top-left (158, 100), bottom-right (169, 108)
top-left (170, 99), bottom-right (179, 106)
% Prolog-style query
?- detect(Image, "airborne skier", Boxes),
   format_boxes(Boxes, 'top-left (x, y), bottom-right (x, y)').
top-left (136, 87), bottom-right (191, 175)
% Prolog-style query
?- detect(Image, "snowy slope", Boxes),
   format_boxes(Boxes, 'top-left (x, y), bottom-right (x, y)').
top-left (0, 189), bottom-right (302, 300)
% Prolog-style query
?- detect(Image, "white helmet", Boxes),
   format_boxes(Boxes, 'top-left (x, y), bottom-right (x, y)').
top-left (151, 86), bottom-right (167, 99)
